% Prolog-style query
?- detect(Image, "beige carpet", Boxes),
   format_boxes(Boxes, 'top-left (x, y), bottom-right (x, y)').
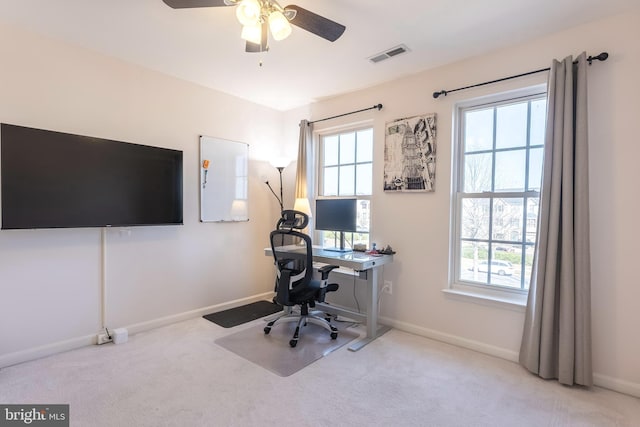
top-left (1, 317), bottom-right (639, 426)
top-left (215, 320), bottom-right (358, 376)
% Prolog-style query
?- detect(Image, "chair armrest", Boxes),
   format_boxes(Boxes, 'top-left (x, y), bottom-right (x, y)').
top-left (318, 264), bottom-right (340, 280)
top-left (275, 269), bottom-right (292, 306)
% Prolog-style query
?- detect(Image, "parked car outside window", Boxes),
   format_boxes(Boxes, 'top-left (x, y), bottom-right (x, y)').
top-left (475, 260), bottom-right (514, 276)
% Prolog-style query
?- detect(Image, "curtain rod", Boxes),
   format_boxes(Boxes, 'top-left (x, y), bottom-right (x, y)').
top-left (308, 103), bottom-right (383, 125)
top-left (432, 52), bottom-right (609, 99)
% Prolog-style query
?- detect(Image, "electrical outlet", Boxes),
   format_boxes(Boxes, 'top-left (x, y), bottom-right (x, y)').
top-left (96, 332), bottom-right (112, 345)
top-left (383, 280), bottom-right (393, 295)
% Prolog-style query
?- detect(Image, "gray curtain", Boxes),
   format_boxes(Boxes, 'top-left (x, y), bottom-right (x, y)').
top-left (519, 52), bottom-right (592, 386)
top-left (294, 119), bottom-right (313, 200)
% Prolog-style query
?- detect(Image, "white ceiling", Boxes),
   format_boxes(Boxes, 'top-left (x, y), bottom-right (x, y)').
top-left (0, 0), bottom-right (637, 111)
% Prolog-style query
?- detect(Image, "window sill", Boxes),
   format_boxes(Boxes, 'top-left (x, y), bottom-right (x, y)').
top-left (442, 286), bottom-right (527, 313)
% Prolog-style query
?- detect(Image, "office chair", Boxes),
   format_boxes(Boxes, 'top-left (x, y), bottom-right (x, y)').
top-left (265, 210), bottom-right (340, 347)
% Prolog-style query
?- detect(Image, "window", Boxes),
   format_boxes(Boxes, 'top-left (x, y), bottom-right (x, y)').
top-left (452, 89), bottom-right (546, 293)
top-left (317, 126), bottom-right (373, 249)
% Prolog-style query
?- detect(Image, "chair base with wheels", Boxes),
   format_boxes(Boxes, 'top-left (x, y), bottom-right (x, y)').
top-left (264, 300), bottom-right (338, 348)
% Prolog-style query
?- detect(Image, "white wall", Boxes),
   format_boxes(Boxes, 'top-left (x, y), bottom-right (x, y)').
top-left (305, 12), bottom-right (640, 396)
top-left (0, 23), bottom-right (284, 362)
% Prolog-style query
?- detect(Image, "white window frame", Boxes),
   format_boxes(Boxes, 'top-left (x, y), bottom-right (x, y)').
top-left (315, 124), bottom-right (374, 249)
top-left (447, 85), bottom-right (547, 307)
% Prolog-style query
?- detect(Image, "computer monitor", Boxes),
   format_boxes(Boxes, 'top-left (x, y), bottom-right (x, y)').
top-left (315, 198), bottom-right (357, 252)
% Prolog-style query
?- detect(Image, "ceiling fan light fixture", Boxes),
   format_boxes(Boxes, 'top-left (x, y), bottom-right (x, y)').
top-left (268, 10), bottom-right (292, 41)
top-left (236, 0), bottom-right (261, 26)
top-left (240, 23), bottom-right (262, 45)
top-left (162, 0), bottom-right (346, 51)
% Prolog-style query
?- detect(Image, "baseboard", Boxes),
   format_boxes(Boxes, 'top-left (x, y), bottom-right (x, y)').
top-left (593, 373), bottom-right (640, 398)
top-left (380, 316), bottom-right (640, 398)
top-left (0, 292), bottom-right (275, 369)
top-left (380, 316), bottom-right (520, 362)
top-left (125, 292), bottom-right (275, 335)
top-left (0, 334), bottom-right (97, 369)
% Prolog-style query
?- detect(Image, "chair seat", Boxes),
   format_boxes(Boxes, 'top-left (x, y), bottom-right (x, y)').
top-left (288, 279), bottom-right (325, 305)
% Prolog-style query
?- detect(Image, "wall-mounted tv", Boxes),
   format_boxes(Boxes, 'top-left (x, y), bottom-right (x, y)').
top-left (1, 123), bottom-right (183, 230)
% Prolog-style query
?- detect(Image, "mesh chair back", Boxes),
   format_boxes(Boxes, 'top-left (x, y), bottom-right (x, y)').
top-left (269, 227), bottom-right (313, 306)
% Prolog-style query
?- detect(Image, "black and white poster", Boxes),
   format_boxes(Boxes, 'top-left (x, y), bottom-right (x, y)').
top-left (384, 114), bottom-right (436, 192)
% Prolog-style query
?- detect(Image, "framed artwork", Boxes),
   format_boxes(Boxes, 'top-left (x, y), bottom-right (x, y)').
top-left (383, 114), bottom-right (437, 192)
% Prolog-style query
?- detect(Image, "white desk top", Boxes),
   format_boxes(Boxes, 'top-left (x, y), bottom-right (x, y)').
top-left (265, 245), bottom-right (393, 271)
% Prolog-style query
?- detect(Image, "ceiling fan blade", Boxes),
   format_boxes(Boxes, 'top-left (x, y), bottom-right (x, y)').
top-left (245, 22), bottom-right (269, 53)
top-left (161, 0), bottom-right (231, 8)
top-left (285, 5), bottom-right (346, 42)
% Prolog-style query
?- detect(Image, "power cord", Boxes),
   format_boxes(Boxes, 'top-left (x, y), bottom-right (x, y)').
top-left (377, 267), bottom-right (388, 315)
top-left (352, 271), bottom-right (360, 313)
top-left (330, 313), bottom-right (361, 325)
top-left (378, 285), bottom-right (389, 314)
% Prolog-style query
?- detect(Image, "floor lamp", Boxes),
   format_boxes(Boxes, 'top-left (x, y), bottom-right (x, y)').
top-left (265, 158), bottom-right (290, 214)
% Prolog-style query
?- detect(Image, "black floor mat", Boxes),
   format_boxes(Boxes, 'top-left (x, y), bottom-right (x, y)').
top-left (203, 300), bottom-right (283, 328)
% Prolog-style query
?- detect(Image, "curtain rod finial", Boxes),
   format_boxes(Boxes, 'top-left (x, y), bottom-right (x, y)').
top-left (375, 103), bottom-right (383, 110)
top-left (588, 52), bottom-right (608, 65)
top-left (433, 90), bottom-right (446, 99)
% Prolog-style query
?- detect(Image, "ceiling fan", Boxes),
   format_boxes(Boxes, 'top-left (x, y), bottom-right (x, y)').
top-left (162, 0), bottom-right (346, 53)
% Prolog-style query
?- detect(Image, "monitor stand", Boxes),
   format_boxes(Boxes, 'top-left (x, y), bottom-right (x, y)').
top-left (323, 231), bottom-right (352, 253)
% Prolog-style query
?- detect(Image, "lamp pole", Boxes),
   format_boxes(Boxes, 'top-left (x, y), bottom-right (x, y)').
top-left (265, 158), bottom-right (290, 215)
top-left (276, 166), bottom-right (285, 214)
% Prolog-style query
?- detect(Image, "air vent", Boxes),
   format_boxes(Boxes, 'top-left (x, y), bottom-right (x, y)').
top-left (368, 44), bottom-right (410, 64)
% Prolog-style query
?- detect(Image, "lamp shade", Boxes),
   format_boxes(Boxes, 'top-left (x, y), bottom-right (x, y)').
top-left (241, 23), bottom-right (262, 44)
top-left (268, 10), bottom-right (292, 41)
top-left (236, 0), bottom-right (261, 26)
top-left (293, 198), bottom-right (312, 217)
top-left (269, 157), bottom-right (290, 169)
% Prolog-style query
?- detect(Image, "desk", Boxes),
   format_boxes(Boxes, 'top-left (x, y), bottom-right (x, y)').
top-left (264, 246), bottom-right (394, 351)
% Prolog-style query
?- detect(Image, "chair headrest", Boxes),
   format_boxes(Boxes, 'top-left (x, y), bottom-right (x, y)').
top-left (277, 210), bottom-right (309, 230)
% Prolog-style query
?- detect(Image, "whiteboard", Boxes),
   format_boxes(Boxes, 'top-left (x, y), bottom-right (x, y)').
top-left (200, 136), bottom-right (248, 222)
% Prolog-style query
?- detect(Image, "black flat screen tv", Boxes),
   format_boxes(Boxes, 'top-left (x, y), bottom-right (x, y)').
top-left (1, 123), bottom-right (183, 229)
